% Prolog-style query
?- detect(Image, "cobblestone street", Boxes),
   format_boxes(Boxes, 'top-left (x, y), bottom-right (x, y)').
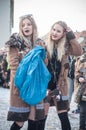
top-left (0, 87), bottom-right (79, 130)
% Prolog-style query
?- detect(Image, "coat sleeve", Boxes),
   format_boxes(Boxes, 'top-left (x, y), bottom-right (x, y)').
top-left (7, 46), bottom-right (20, 71)
top-left (69, 39), bottom-right (82, 56)
top-left (74, 58), bottom-right (83, 82)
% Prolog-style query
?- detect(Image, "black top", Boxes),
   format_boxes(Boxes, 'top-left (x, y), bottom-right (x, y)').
top-left (47, 48), bottom-right (61, 90)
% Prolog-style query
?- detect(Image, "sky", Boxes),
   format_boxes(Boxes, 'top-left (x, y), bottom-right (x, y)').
top-left (14, 0), bottom-right (86, 37)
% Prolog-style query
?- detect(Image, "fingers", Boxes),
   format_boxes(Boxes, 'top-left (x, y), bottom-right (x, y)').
top-left (66, 27), bottom-right (72, 32)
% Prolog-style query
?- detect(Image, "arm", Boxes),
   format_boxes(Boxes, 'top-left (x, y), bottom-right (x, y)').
top-left (7, 46), bottom-right (20, 71)
top-left (66, 28), bottom-right (82, 56)
top-left (69, 38), bottom-right (82, 56)
top-left (75, 58), bottom-right (84, 83)
top-left (5, 33), bottom-right (21, 71)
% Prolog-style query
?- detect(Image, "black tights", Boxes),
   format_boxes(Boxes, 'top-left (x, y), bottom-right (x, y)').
top-left (28, 117), bottom-right (46, 130)
top-left (58, 112), bottom-right (71, 130)
top-left (10, 122), bottom-right (22, 130)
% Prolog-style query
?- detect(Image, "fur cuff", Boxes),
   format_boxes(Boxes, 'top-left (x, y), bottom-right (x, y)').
top-left (5, 33), bottom-right (23, 49)
top-left (66, 31), bottom-right (75, 41)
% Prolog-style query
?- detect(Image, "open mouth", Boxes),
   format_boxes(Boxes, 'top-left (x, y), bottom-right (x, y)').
top-left (25, 30), bottom-right (30, 33)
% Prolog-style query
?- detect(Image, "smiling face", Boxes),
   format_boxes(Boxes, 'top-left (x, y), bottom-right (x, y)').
top-left (50, 23), bottom-right (65, 41)
top-left (21, 18), bottom-right (33, 38)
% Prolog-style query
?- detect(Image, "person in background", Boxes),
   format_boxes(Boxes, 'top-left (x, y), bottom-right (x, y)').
top-left (0, 64), bottom-right (4, 86)
top-left (0, 58), bottom-right (9, 88)
top-left (43, 21), bottom-right (82, 130)
top-left (67, 55), bottom-right (80, 114)
top-left (67, 55), bottom-right (76, 103)
top-left (5, 14), bottom-right (38, 130)
top-left (74, 41), bottom-right (86, 130)
top-left (67, 55), bottom-right (79, 113)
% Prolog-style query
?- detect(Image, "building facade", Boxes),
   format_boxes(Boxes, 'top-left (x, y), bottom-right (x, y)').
top-left (0, 0), bottom-right (14, 48)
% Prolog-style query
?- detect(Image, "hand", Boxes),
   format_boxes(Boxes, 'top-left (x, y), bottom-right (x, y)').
top-left (79, 77), bottom-right (85, 83)
top-left (66, 27), bottom-right (72, 32)
top-left (47, 89), bottom-right (52, 95)
top-left (44, 57), bottom-right (48, 66)
top-left (47, 89), bottom-right (55, 97)
top-left (18, 51), bottom-right (23, 57)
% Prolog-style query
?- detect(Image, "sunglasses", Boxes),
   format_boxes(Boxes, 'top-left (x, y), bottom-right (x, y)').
top-left (19, 14), bottom-right (33, 20)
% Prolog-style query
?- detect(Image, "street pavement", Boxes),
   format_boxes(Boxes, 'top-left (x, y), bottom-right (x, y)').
top-left (0, 87), bottom-right (79, 130)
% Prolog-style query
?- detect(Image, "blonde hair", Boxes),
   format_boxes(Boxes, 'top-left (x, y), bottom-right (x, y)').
top-left (19, 14), bottom-right (38, 45)
top-left (46, 21), bottom-right (67, 61)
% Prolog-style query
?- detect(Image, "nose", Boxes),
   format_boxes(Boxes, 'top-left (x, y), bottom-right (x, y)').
top-left (53, 30), bottom-right (57, 35)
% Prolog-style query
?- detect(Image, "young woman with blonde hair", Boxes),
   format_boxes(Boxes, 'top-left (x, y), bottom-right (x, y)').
top-left (44, 21), bottom-right (82, 130)
top-left (5, 14), bottom-right (48, 130)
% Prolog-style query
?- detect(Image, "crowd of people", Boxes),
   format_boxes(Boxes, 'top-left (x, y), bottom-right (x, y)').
top-left (0, 13), bottom-right (86, 130)
top-left (0, 51), bottom-right (10, 88)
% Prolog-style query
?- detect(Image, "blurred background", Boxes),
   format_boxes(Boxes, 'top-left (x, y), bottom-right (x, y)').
top-left (0, 0), bottom-right (86, 48)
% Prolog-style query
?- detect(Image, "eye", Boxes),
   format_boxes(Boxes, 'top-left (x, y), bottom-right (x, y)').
top-left (27, 23), bottom-right (32, 26)
top-left (53, 28), bottom-right (56, 31)
top-left (57, 30), bottom-right (61, 33)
